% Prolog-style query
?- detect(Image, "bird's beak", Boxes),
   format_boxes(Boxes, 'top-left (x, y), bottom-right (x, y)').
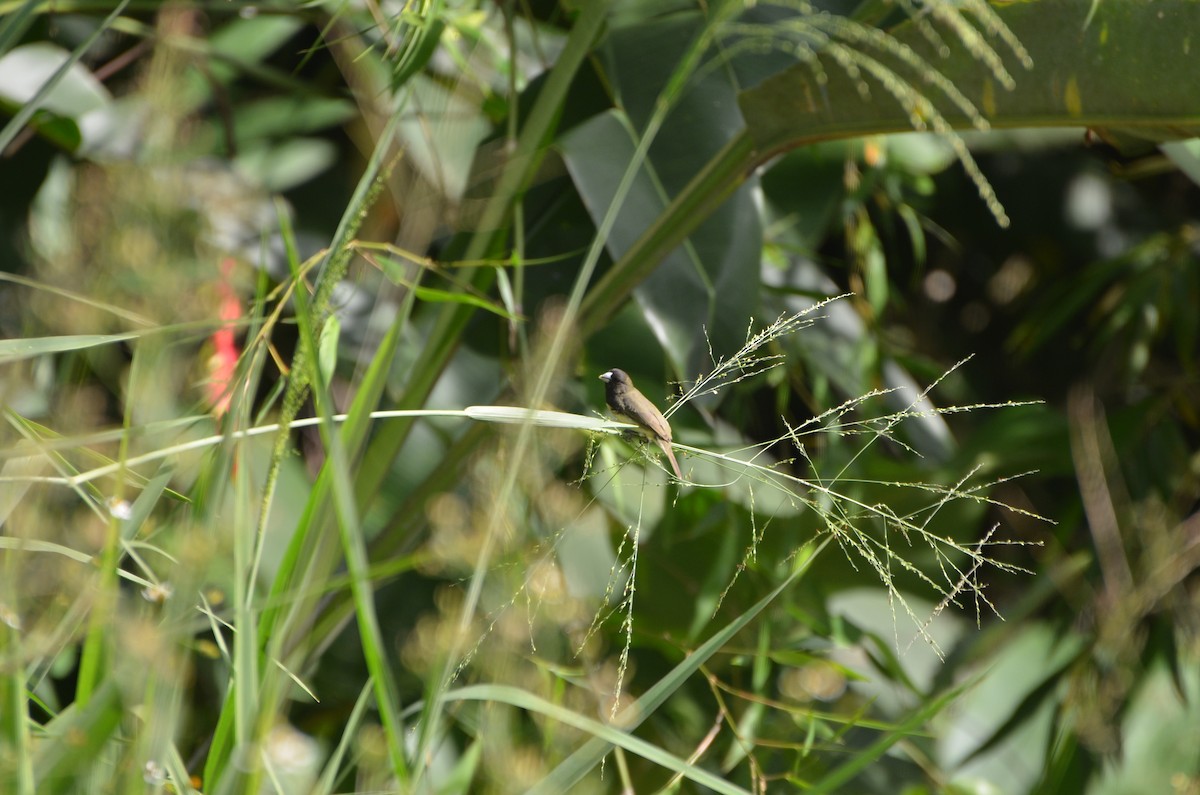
top-left (599, 371), bottom-right (613, 382)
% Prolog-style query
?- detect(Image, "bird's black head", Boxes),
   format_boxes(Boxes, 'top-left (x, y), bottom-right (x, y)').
top-left (599, 368), bottom-right (631, 386)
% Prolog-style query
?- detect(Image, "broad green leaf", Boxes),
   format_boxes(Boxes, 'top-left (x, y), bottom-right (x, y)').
top-left (591, 0), bottom-right (1200, 341)
top-left (568, 9), bottom-right (761, 374)
top-left (395, 74), bottom-right (491, 202)
top-left (0, 40), bottom-right (111, 153)
top-left (738, 1), bottom-right (1200, 156)
top-left (179, 14), bottom-right (307, 114)
top-left (0, 42), bottom-right (109, 120)
top-left (937, 623), bottom-right (1085, 791)
top-left (1087, 660), bottom-right (1200, 795)
top-left (235, 138), bottom-right (339, 192)
top-left (230, 96), bottom-right (357, 141)
top-left (562, 110), bottom-right (758, 376)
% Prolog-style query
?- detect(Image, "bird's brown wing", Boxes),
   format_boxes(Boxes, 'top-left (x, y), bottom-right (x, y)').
top-left (618, 389), bottom-right (672, 442)
top-left (611, 385), bottom-right (681, 479)
top-left (638, 406), bottom-right (672, 443)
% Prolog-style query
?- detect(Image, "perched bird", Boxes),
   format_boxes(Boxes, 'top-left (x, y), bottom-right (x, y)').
top-left (599, 368), bottom-right (682, 479)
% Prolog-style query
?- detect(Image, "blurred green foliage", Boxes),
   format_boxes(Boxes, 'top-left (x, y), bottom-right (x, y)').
top-left (0, 1), bottom-right (1198, 793)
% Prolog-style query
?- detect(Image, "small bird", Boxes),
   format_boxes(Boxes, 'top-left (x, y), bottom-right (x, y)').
top-left (599, 368), bottom-right (682, 479)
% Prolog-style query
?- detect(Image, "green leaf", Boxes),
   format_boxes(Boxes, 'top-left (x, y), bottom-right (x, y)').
top-left (854, 218), bottom-right (888, 316)
top-left (0, 34), bottom-right (117, 154)
top-left (375, 255), bottom-right (520, 320)
top-left (1088, 660), bottom-right (1200, 795)
top-left (0, 0), bottom-right (39, 57)
top-left (936, 624), bottom-right (1085, 789)
top-left (463, 405), bottom-right (612, 430)
top-left (532, 542), bottom-right (828, 792)
top-left (738, 0), bottom-right (1200, 156)
top-left (562, 110), bottom-right (758, 375)
top-left (807, 680), bottom-right (969, 795)
top-left (896, 203), bottom-right (926, 267)
top-left (566, 9), bottom-right (762, 373)
top-left (33, 682), bottom-right (123, 794)
top-left (235, 138), bottom-right (338, 192)
top-left (392, 16), bottom-right (446, 88)
top-left (395, 74), bottom-right (491, 202)
top-left (318, 314), bottom-right (340, 388)
top-left (0, 42), bottom-right (110, 119)
top-left (230, 96), bottom-right (357, 141)
top-left (0, 332), bottom-right (143, 364)
top-left (447, 684), bottom-right (751, 795)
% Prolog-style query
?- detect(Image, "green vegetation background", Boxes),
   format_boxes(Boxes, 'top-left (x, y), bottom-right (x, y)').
top-left (1, 1), bottom-right (1198, 793)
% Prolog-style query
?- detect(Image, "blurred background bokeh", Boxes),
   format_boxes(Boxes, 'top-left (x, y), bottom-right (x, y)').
top-left (1, 2), bottom-right (1198, 793)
